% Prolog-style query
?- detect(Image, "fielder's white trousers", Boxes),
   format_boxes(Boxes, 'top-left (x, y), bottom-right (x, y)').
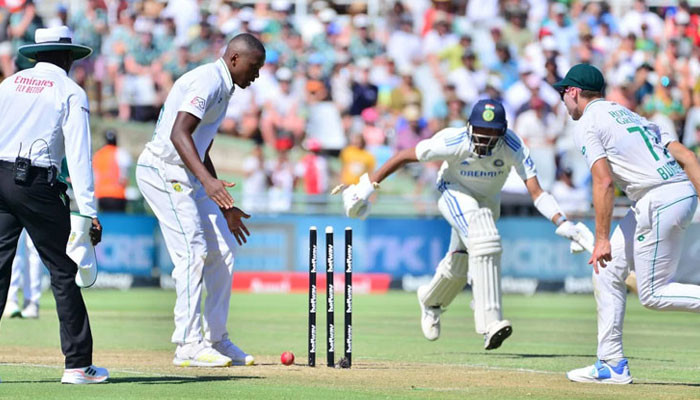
top-left (136, 149), bottom-right (236, 345)
top-left (436, 181), bottom-right (502, 333)
top-left (8, 230), bottom-right (43, 305)
top-left (595, 181), bottom-right (700, 360)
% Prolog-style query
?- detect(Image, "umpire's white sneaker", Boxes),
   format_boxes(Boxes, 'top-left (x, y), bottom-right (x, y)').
top-left (484, 320), bottom-right (512, 350)
top-left (173, 341), bottom-right (232, 367)
top-left (21, 302), bottom-right (39, 319)
top-left (417, 286), bottom-right (442, 341)
top-left (211, 339), bottom-right (255, 366)
top-left (567, 359), bottom-right (632, 384)
top-left (3, 301), bottom-right (21, 318)
top-left (61, 365), bottom-right (109, 384)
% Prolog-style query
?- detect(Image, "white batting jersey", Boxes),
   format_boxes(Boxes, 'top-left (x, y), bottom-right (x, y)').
top-left (574, 99), bottom-right (687, 201)
top-left (146, 58), bottom-right (235, 164)
top-left (415, 126), bottom-right (537, 204)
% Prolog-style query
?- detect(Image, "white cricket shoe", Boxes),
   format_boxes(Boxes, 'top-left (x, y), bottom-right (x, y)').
top-left (61, 365), bottom-right (109, 384)
top-left (3, 301), bottom-right (21, 318)
top-left (173, 341), bottom-right (232, 367)
top-left (417, 286), bottom-right (442, 341)
top-left (567, 359), bottom-right (632, 384)
top-left (210, 339), bottom-right (255, 366)
top-left (21, 302), bottom-right (39, 319)
top-left (484, 320), bottom-right (512, 350)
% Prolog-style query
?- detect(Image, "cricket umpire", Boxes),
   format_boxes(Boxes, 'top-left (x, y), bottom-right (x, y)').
top-left (0, 26), bottom-right (108, 384)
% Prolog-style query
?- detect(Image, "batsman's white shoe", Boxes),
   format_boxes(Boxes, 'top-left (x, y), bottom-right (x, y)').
top-left (484, 320), bottom-right (512, 350)
top-left (567, 359), bottom-right (632, 384)
top-left (173, 341), bottom-right (232, 367)
top-left (21, 302), bottom-right (39, 319)
top-left (417, 286), bottom-right (442, 341)
top-left (211, 339), bottom-right (255, 366)
top-left (61, 365), bottom-right (109, 384)
top-left (3, 301), bottom-right (22, 318)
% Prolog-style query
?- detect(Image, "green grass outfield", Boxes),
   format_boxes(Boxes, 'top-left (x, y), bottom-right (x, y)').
top-left (0, 289), bottom-right (698, 399)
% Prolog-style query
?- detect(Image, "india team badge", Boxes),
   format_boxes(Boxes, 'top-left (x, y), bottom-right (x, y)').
top-left (482, 104), bottom-right (496, 122)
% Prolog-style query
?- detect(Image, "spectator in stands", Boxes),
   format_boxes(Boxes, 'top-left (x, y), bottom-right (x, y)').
top-left (514, 96), bottom-right (557, 190)
top-left (305, 78), bottom-right (345, 157)
top-left (350, 58), bottom-right (378, 116)
top-left (340, 133), bottom-right (375, 186)
top-left (242, 143), bottom-right (269, 213)
top-left (387, 15), bottom-right (421, 71)
top-left (267, 147), bottom-right (295, 213)
top-left (551, 168), bottom-right (590, 216)
top-left (261, 66), bottom-right (305, 150)
top-left (389, 66), bottom-right (422, 114)
top-left (447, 50), bottom-right (484, 108)
top-left (349, 14), bottom-right (382, 61)
top-left (0, 6), bottom-right (11, 78)
top-left (8, 0), bottom-right (43, 71)
top-left (69, 0), bottom-right (107, 115)
top-left (295, 138), bottom-right (329, 197)
top-left (93, 129), bottom-right (132, 212)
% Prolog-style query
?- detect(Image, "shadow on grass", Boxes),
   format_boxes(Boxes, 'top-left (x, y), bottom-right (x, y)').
top-left (108, 375), bottom-right (264, 384)
top-left (6, 376), bottom-right (264, 385)
top-left (635, 381), bottom-right (700, 388)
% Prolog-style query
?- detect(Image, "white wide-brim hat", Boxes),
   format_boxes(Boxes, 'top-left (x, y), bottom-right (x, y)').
top-left (18, 26), bottom-right (92, 61)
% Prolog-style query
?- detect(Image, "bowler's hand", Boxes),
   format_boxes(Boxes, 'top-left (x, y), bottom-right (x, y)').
top-left (588, 238), bottom-right (612, 274)
top-left (204, 178), bottom-right (235, 209)
top-left (90, 217), bottom-right (102, 246)
top-left (223, 207), bottom-right (251, 245)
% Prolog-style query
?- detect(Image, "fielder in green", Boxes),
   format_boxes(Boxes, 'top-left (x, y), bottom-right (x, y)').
top-left (557, 64), bottom-right (700, 384)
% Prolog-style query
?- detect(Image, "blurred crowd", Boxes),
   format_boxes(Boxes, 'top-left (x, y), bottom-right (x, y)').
top-left (2, 0), bottom-right (700, 215)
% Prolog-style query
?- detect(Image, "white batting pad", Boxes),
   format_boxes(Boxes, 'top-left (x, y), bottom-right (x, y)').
top-left (467, 208), bottom-right (503, 334)
top-left (418, 251), bottom-right (469, 308)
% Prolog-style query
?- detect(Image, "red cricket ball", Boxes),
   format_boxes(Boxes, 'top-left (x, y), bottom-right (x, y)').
top-left (280, 351), bottom-right (295, 366)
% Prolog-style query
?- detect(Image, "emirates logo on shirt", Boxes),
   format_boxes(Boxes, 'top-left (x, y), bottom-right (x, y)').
top-left (190, 96), bottom-right (206, 112)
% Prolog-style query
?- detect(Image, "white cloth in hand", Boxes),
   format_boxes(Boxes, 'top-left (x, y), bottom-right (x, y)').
top-left (67, 214), bottom-right (98, 288)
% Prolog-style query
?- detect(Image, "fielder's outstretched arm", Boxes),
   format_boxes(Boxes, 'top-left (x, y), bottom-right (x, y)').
top-left (370, 148), bottom-right (419, 184)
top-left (667, 141), bottom-right (700, 195)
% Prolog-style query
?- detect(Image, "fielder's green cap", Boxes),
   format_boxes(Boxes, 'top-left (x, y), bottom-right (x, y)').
top-left (553, 63), bottom-right (605, 92)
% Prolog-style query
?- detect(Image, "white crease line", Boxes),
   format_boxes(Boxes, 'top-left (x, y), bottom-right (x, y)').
top-left (355, 358), bottom-right (700, 386)
top-left (0, 362), bottom-right (192, 379)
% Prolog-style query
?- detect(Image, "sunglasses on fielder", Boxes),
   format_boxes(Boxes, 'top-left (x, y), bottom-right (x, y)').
top-left (558, 86), bottom-right (576, 101)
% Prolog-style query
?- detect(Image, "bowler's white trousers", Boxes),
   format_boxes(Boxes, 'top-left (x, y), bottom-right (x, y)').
top-left (595, 181), bottom-right (700, 360)
top-left (136, 149), bottom-right (236, 344)
top-left (8, 230), bottom-right (43, 305)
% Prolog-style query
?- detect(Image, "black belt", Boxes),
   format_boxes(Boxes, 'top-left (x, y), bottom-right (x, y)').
top-left (0, 160), bottom-right (55, 179)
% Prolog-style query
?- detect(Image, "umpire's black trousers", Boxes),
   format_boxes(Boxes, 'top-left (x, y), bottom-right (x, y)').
top-left (0, 162), bottom-right (93, 368)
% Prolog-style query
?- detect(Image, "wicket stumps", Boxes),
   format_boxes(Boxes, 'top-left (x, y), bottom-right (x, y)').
top-left (307, 226), bottom-right (352, 368)
top-left (326, 227), bottom-right (334, 367)
top-left (308, 227), bottom-right (317, 367)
